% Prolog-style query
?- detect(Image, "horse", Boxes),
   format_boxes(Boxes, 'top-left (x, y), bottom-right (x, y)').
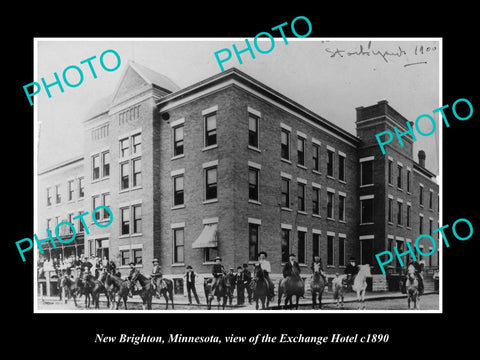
top-left (129, 272), bottom-right (155, 310)
top-left (310, 268), bottom-right (326, 310)
top-left (82, 273), bottom-right (110, 309)
top-left (80, 272), bottom-right (96, 308)
top-left (151, 276), bottom-right (175, 310)
top-left (405, 264), bottom-right (420, 310)
top-left (59, 273), bottom-right (83, 307)
top-left (100, 272), bottom-right (131, 310)
top-left (204, 275), bottom-right (228, 310)
top-left (332, 274), bottom-right (348, 309)
top-left (352, 264), bottom-right (372, 310)
top-left (252, 264), bottom-right (270, 310)
top-left (278, 267), bottom-right (305, 310)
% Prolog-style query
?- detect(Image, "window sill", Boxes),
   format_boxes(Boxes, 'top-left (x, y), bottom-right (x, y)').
top-left (119, 189), bottom-right (130, 194)
top-left (360, 222), bottom-right (374, 225)
top-left (339, 180), bottom-right (346, 185)
top-left (339, 220), bottom-right (346, 224)
top-left (397, 224), bottom-right (404, 228)
top-left (78, 197), bottom-right (85, 201)
top-left (172, 263), bottom-right (185, 267)
top-left (131, 233), bottom-right (143, 237)
top-left (202, 144), bottom-right (218, 152)
top-left (326, 175), bottom-right (335, 180)
top-left (248, 145), bottom-right (261, 153)
top-left (119, 235), bottom-right (130, 239)
top-left (171, 154), bottom-right (185, 161)
top-left (248, 199), bottom-right (261, 205)
top-left (388, 221), bottom-right (394, 225)
top-left (312, 214), bottom-right (321, 218)
top-left (172, 205), bottom-right (186, 210)
top-left (297, 164), bottom-right (307, 170)
top-left (312, 170), bottom-right (321, 175)
top-left (297, 211), bottom-right (308, 215)
top-left (281, 158), bottom-right (292, 164)
top-left (327, 217), bottom-right (335, 221)
top-left (281, 207), bottom-right (292, 212)
top-left (397, 188), bottom-right (404, 192)
top-left (67, 200), bottom-right (75, 204)
top-left (203, 199), bottom-right (218, 205)
top-left (388, 183), bottom-right (394, 187)
top-left (203, 261), bottom-right (215, 265)
top-left (131, 186), bottom-right (142, 191)
top-left (406, 226), bottom-right (412, 230)
top-left (327, 265), bottom-right (335, 269)
top-left (360, 184), bottom-right (374, 188)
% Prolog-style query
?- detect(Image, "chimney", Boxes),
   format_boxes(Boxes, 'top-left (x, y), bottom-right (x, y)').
top-left (418, 150), bottom-right (426, 167)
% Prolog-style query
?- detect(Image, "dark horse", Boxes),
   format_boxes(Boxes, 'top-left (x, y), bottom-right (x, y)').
top-left (131, 272), bottom-right (175, 310)
top-left (225, 272), bottom-right (235, 305)
top-left (99, 272), bottom-right (131, 310)
top-left (204, 275), bottom-right (228, 310)
top-left (59, 273), bottom-right (84, 307)
top-left (82, 272), bottom-right (110, 309)
top-left (278, 267), bottom-right (305, 310)
top-left (310, 270), bottom-right (326, 310)
top-left (252, 264), bottom-right (270, 310)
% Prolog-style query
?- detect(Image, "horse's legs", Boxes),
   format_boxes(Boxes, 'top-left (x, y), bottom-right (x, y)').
top-left (312, 291), bottom-right (316, 309)
top-left (318, 291), bottom-right (323, 310)
top-left (163, 292), bottom-right (169, 310)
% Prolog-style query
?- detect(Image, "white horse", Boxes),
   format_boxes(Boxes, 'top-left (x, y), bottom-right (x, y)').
top-left (352, 264), bottom-right (372, 310)
top-left (406, 264), bottom-right (420, 310)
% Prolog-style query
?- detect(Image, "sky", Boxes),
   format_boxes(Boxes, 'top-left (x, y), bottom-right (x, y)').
top-left (36, 38), bottom-right (440, 174)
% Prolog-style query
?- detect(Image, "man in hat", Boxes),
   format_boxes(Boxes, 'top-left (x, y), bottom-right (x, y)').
top-left (311, 255), bottom-right (327, 284)
top-left (405, 258), bottom-right (424, 295)
top-left (211, 256), bottom-right (226, 296)
top-left (234, 266), bottom-right (247, 305)
top-left (127, 262), bottom-right (139, 297)
top-left (344, 257), bottom-right (359, 290)
top-left (283, 253), bottom-right (301, 278)
top-left (184, 265), bottom-right (200, 305)
top-left (151, 258), bottom-right (165, 298)
top-left (242, 263), bottom-right (253, 304)
top-left (258, 251), bottom-right (275, 300)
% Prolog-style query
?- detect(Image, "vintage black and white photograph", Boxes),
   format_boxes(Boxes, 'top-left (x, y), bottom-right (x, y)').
top-left (33, 38), bottom-right (441, 313)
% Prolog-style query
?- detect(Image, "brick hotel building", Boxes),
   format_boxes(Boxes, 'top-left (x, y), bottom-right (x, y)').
top-left (37, 61), bottom-right (439, 292)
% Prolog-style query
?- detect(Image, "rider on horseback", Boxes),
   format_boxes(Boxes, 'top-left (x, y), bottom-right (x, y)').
top-left (127, 262), bottom-right (140, 298)
top-left (151, 258), bottom-right (166, 298)
top-left (405, 259), bottom-right (424, 295)
top-left (257, 251), bottom-right (275, 301)
top-left (211, 256), bottom-right (226, 296)
top-left (283, 253), bottom-right (301, 277)
top-left (310, 255), bottom-right (327, 284)
top-left (344, 257), bottom-right (359, 290)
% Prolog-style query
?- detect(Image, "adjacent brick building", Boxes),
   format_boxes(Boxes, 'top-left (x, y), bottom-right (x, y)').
top-left (37, 61), bottom-right (439, 292)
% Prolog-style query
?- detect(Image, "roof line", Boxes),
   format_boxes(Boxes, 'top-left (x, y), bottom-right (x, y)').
top-left (38, 155), bottom-right (84, 175)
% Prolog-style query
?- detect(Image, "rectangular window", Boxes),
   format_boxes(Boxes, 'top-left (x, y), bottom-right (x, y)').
top-left (173, 228), bottom-right (184, 263)
top-left (55, 184), bottom-right (61, 204)
top-left (204, 248), bottom-right (219, 263)
top-left (327, 150), bottom-right (334, 177)
top-left (429, 190), bottom-right (433, 209)
top-left (312, 187), bottom-right (320, 215)
top-left (173, 125), bottom-right (184, 156)
top-left (133, 249), bottom-right (142, 265)
top-left (205, 113), bottom-right (217, 147)
top-left (361, 161), bottom-right (373, 186)
top-left (78, 211), bottom-right (84, 232)
top-left (46, 218), bottom-right (51, 232)
top-left (281, 178), bottom-right (290, 208)
top-left (102, 151), bottom-right (110, 177)
top-left (46, 187), bottom-right (52, 206)
top-left (133, 204), bottom-right (142, 234)
top-left (78, 177), bottom-right (84, 198)
top-left (249, 167), bottom-right (259, 201)
top-left (120, 162), bottom-right (129, 190)
top-left (281, 228), bottom-right (290, 263)
top-left (388, 160), bottom-right (393, 184)
top-left (397, 165), bottom-right (402, 189)
top-left (395, 241), bottom-right (403, 269)
top-left (173, 175), bottom-right (184, 206)
top-left (338, 154), bottom-right (346, 181)
top-left (92, 196), bottom-right (100, 220)
top-left (92, 154), bottom-right (100, 180)
top-left (297, 137), bottom-right (305, 166)
top-left (397, 201), bottom-right (403, 225)
top-left (248, 115), bottom-right (259, 148)
top-left (102, 193), bottom-right (110, 220)
top-left (361, 198), bottom-right (374, 224)
top-left (407, 205), bottom-right (411, 227)
top-left (132, 158), bottom-right (141, 187)
top-left (419, 216), bottom-right (424, 233)
top-left (407, 170), bottom-right (411, 192)
top-left (419, 186), bottom-right (424, 205)
top-left (120, 138), bottom-right (129, 158)
top-left (205, 167), bottom-right (217, 200)
top-left (132, 133), bottom-right (141, 154)
top-left (68, 180), bottom-right (74, 201)
top-left (339, 194), bottom-right (346, 221)
top-left (388, 198), bottom-right (393, 222)
top-left (429, 219), bottom-right (433, 236)
top-left (339, 237), bottom-right (345, 266)
top-left (297, 183), bottom-right (306, 212)
top-left (312, 144), bottom-right (319, 171)
top-left (121, 208), bottom-right (130, 235)
top-left (327, 235), bottom-right (334, 266)
top-left (327, 191), bottom-right (334, 219)
top-left (312, 233), bottom-right (320, 257)
top-left (281, 129), bottom-right (290, 160)
top-left (249, 223), bottom-right (259, 261)
top-left (120, 250), bottom-right (130, 266)
top-left (298, 231), bottom-right (306, 264)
